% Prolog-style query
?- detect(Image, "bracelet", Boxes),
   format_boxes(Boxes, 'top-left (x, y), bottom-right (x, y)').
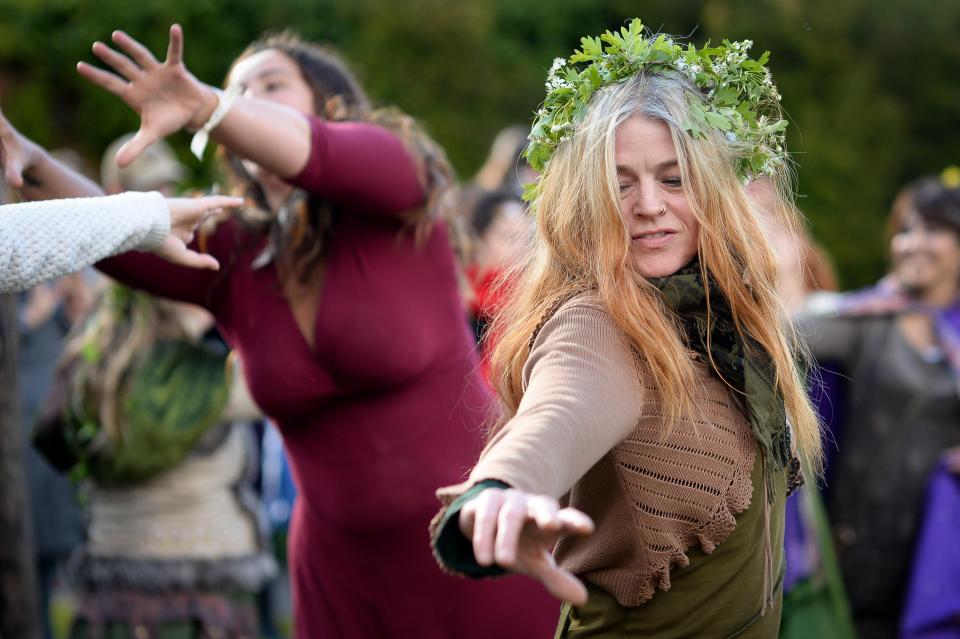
top-left (189, 84), bottom-right (242, 160)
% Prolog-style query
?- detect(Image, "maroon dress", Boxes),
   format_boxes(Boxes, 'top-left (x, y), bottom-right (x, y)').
top-left (98, 117), bottom-right (558, 638)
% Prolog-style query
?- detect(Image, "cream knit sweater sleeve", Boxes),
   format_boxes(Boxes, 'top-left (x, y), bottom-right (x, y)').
top-left (0, 191), bottom-right (169, 292)
top-left (443, 301), bottom-right (644, 502)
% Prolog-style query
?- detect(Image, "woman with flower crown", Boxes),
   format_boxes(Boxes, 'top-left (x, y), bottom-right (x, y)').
top-left (430, 19), bottom-right (823, 637)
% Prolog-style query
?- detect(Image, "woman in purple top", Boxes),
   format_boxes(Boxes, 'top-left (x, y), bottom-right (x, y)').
top-left (26, 25), bottom-right (557, 639)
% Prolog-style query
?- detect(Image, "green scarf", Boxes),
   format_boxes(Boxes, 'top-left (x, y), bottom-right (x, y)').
top-left (650, 259), bottom-right (795, 502)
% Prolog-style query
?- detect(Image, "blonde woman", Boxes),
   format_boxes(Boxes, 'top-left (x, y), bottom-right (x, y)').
top-left (34, 284), bottom-right (271, 638)
top-left (431, 20), bottom-right (822, 638)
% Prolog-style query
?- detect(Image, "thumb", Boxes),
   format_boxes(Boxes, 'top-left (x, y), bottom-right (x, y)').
top-left (171, 248), bottom-right (220, 271)
top-left (532, 556), bottom-right (589, 606)
top-left (4, 163), bottom-right (23, 189)
top-left (116, 128), bottom-right (158, 168)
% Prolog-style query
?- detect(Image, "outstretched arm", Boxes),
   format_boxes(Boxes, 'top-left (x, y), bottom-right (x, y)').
top-left (1, 107), bottom-right (103, 200)
top-left (1, 109), bottom-right (242, 293)
top-left (431, 302), bottom-right (644, 604)
top-left (78, 25), bottom-right (311, 178)
top-left (0, 192), bottom-right (240, 292)
top-left (78, 25), bottom-right (424, 213)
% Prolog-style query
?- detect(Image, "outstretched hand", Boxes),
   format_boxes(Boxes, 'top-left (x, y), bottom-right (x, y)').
top-left (459, 487), bottom-right (594, 606)
top-left (77, 24), bottom-right (217, 168)
top-left (157, 195), bottom-right (244, 270)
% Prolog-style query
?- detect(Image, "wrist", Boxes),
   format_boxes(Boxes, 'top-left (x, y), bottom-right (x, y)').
top-left (187, 86), bottom-right (220, 131)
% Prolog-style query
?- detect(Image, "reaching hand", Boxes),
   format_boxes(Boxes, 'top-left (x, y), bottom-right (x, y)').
top-left (0, 107), bottom-right (40, 189)
top-left (157, 195), bottom-right (244, 270)
top-left (459, 487), bottom-right (594, 606)
top-left (77, 24), bottom-right (217, 168)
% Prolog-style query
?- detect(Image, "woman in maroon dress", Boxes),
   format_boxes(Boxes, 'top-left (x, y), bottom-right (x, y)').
top-left (67, 25), bottom-right (558, 638)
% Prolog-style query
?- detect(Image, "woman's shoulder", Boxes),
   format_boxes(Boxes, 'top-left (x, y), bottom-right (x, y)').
top-left (529, 292), bottom-right (637, 369)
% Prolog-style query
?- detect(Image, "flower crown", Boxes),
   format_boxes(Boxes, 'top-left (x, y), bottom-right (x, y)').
top-left (524, 19), bottom-right (788, 196)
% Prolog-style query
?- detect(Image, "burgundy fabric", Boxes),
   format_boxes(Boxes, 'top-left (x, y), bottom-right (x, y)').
top-left (98, 117), bottom-right (558, 638)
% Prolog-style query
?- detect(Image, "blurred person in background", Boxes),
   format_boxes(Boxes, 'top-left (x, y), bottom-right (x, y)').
top-left (18, 273), bottom-right (89, 639)
top-left (17, 147), bottom-right (96, 639)
top-left (747, 179), bottom-right (856, 639)
top-left (73, 24), bottom-right (558, 638)
top-left (800, 174), bottom-right (960, 638)
top-left (466, 188), bottom-right (532, 380)
top-left (471, 124), bottom-right (537, 199)
top-left (34, 283), bottom-right (274, 639)
top-left (100, 133), bottom-right (186, 196)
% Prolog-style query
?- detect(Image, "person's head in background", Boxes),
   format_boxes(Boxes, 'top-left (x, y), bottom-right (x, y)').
top-left (472, 125), bottom-right (538, 199)
top-left (888, 173), bottom-right (960, 307)
top-left (101, 134), bottom-right (187, 195)
top-left (470, 189), bottom-right (532, 278)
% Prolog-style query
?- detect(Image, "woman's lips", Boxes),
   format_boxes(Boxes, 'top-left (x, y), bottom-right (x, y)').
top-left (632, 229), bottom-right (677, 249)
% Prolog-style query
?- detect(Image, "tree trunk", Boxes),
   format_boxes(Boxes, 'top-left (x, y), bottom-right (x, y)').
top-left (0, 195), bottom-right (40, 638)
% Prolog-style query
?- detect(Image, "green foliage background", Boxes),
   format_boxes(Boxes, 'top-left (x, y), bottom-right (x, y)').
top-left (1, 0), bottom-right (958, 288)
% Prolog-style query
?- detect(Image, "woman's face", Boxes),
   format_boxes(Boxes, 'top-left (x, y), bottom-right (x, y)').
top-left (614, 116), bottom-right (699, 278)
top-left (476, 201), bottom-right (532, 273)
top-left (891, 208), bottom-right (960, 300)
top-left (228, 49), bottom-right (316, 116)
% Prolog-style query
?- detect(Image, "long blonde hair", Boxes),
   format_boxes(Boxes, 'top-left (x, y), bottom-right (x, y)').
top-left (489, 73), bottom-right (823, 474)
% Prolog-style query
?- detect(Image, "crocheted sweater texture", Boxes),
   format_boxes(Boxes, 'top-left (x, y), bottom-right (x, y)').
top-left (0, 191), bottom-right (168, 291)
top-left (435, 298), bottom-right (757, 606)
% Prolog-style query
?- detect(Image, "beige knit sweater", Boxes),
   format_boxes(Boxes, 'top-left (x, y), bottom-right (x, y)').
top-left (435, 298), bottom-right (757, 606)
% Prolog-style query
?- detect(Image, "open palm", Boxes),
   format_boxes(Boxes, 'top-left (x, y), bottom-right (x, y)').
top-left (77, 24), bottom-right (213, 168)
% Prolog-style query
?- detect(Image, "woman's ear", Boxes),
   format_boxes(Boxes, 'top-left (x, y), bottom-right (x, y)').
top-left (323, 95), bottom-right (347, 121)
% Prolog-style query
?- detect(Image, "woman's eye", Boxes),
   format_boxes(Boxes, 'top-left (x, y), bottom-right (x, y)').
top-left (662, 176), bottom-right (683, 188)
top-left (618, 182), bottom-right (632, 194)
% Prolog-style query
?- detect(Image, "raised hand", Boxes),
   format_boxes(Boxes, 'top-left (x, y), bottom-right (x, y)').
top-left (157, 195), bottom-right (244, 270)
top-left (459, 487), bottom-right (594, 606)
top-left (77, 24), bottom-right (217, 168)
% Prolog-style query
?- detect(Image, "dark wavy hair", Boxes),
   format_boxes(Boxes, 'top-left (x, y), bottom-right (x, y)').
top-left (888, 176), bottom-right (960, 241)
top-left (221, 31), bottom-right (465, 282)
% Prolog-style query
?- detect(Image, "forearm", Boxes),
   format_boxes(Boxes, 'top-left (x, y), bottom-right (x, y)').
top-left (194, 86), bottom-right (311, 179)
top-left (19, 143), bottom-right (104, 201)
top-left (0, 192), bottom-right (168, 292)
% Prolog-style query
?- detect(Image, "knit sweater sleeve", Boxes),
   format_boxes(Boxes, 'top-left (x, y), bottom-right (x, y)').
top-left (0, 191), bottom-right (168, 292)
top-left (439, 301), bottom-right (644, 503)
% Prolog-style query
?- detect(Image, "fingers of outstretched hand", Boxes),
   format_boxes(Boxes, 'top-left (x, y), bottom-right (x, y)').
top-left (556, 507), bottom-right (595, 536)
top-left (76, 61), bottom-right (128, 96)
top-left (115, 129), bottom-right (158, 168)
top-left (156, 236), bottom-right (219, 271)
top-left (166, 24), bottom-right (184, 66)
top-left (526, 495), bottom-right (563, 533)
top-left (111, 30), bottom-right (158, 70)
top-left (91, 41), bottom-right (141, 80)
top-left (168, 195), bottom-right (244, 228)
top-left (528, 553), bottom-right (590, 606)
top-left (494, 492), bottom-right (531, 567)
top-left (468, 489), bottom-right (505, 567)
